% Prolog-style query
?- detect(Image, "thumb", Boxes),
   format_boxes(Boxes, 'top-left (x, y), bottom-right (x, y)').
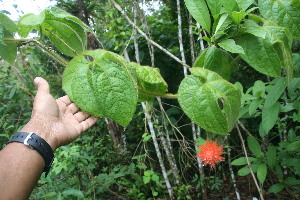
top-left (34, 77), bottom-right (50, 95)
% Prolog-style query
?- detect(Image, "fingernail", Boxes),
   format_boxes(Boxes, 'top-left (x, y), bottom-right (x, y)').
top-left (34, 77), bottom-right (41, 85)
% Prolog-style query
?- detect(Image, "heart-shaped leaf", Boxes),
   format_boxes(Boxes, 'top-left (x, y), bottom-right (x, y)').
top-left (63, 50), bottom-right (138, 126)
top-left (178, 68), bottom-right (241, 135)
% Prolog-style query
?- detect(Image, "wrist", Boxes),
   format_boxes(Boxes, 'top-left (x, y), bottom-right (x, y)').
top-left (20, 119), bottom-right (57, 150)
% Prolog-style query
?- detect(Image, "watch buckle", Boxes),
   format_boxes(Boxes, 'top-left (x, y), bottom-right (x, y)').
top-left (24, 132), bottom-right (34, 145)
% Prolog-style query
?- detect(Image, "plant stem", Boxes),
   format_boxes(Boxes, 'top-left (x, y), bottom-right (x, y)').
top-left (225, 136), bottom-right (241, 200)
top-left (4, 37), bottom-right (68, 66)
top-left (142, 102), bottom-right (173, 199)
top-left (4, 38), bottom-right (34, 42)
top-left (157, 97), bottom-right (180, 185)
top-left (138, 88), bottom-right (178, 99)
top-left (33, 40), bottom-right (68, 66)
top-left (236, 123), bottom-right (264, 200)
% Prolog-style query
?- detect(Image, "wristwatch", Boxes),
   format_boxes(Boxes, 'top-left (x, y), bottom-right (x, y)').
top-left (7, 132), bottom-right (54, 176)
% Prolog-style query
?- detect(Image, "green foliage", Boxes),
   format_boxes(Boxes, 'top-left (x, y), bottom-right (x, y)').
top-left (62, 50), bottom-right (138, 126)
top-left (193, 45), bottom-right (238, 80)
top-left (218, 39), bottom-right (245, 54)
top-left (236, 33), bottom-right (283, 77)
top-left (0, 13), bottom-right (18, 64)
top-left (135, 63), bottom-right (168, 102)
top-left (258, 0), bottom-right (300, 39)
top-left (18, 7), bottom-right (92, 57)
top-left (184, 0), bottom-right (211, 33)
top-left (1, 0), bottom-right (300, 198)
top-left (178, 68), bottom-right (241, 134)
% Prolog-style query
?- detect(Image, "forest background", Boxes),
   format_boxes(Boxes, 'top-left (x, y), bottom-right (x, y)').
top-left (0, 0), bottom-right (300, 199)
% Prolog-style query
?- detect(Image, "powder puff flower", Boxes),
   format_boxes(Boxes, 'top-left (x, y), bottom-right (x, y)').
top-left (197, 139), bottom-right (225, 169)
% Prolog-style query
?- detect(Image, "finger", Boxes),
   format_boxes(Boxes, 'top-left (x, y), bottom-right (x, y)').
top-left (57, 95), bottom-right (72, 106)
top-left (66, 103), bottom-right (80, 114)
top-left (74, 111), bottom-right (91, 122)
top-left (79, 116), bottom-right (99, 132)
top-left (34, 77), bottom-right (50, 95)
top-left (56, 100), bottom-right (67, 113)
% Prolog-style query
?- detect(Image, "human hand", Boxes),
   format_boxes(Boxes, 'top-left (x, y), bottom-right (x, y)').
top-left (21, 77), bottom-right (99, 150)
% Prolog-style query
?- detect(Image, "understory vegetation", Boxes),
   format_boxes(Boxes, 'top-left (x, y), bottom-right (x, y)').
top-left (0, 0), bottom-right (300, 199)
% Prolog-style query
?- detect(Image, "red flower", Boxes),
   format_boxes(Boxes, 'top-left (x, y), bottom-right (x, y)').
top-left (197, 140), bottom-right (225, 169)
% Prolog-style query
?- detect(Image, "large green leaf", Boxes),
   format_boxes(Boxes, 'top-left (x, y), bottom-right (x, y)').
top-left (133, 63), bottom-right (168, 102)
top-left (184, 0), bottom-right (211, 33)
top-left (43, 20), bottom-right (85, 57)
top-left (48, 7), bottom-right (93, 33)
top-left (18, 7), bottom-right (91, 57)
top-left (262, 23), bottom-right (294, 83)
top-left (178, 68), bottom-right (241, 135)
top-left (193, 46), bottom-right (238, 80)
top-left (236, 33), bottom-right (282, 77)
top-left (63, 50), bottom-right (138, 126)
top-left (242, 19), bottom-right (267, 39)
top-left (258, 0), bottom-right (300, 39)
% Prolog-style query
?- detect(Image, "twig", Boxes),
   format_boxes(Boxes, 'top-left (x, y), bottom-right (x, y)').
top-left (237, 120), bottom-right (254, 137)
top-left (34, 40), bottom-right (68, 66)
top-left (236, 123), bottom-right (264, 200)
top-left (226, 136), bottom-right (241, 200)
top-left (110, 0), bottom-right (190, 69)
top-left (142, 102), bottom-right (174, 199)
top-left (138, 88), bottom-right (177, 99)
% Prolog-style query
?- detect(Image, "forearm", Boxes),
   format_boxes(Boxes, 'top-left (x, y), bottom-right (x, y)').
top-left (0, 119), bottom-right (55, 200)
top-left (0, 143), bottom-right (44, 200)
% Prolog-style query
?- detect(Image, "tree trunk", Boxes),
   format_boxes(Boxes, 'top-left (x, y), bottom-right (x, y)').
top-left (76, 0), bottom-right (98, 50)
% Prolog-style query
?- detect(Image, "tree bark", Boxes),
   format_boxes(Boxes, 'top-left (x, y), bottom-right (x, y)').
top-left (76, 0), bottom-right (98, 50)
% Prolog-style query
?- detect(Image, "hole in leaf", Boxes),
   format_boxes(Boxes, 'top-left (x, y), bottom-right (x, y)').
top-left (89, 63), bottom-right (95, 70)
top-left (217, 97), bottom-right (224, 110)
top-left (84, 55), bottom-right (94, 62)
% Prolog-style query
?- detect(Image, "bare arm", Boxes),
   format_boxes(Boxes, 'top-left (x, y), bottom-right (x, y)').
top-left (0, 77), bottom-right (98, 200)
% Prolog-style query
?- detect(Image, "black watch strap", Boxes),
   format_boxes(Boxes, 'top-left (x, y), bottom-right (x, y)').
top-left (7, 132), bottom-right (54, 176)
